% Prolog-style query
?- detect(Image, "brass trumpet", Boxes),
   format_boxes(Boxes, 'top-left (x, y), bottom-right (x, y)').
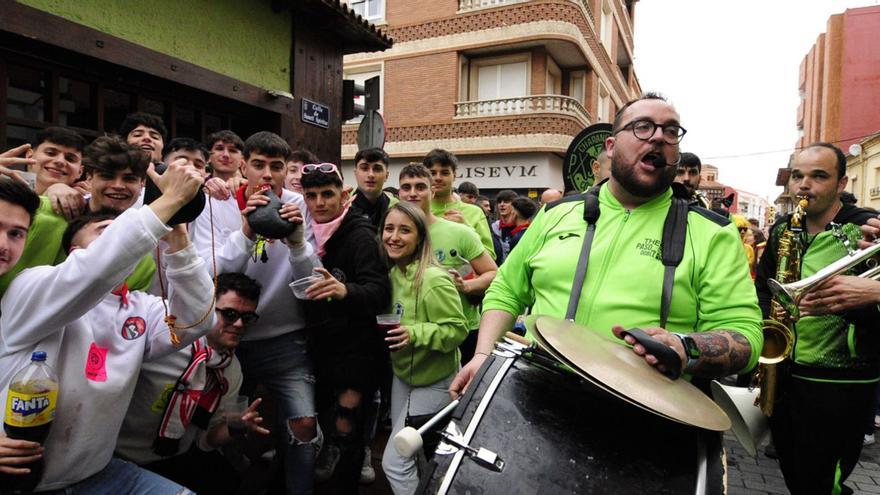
top-left (768, 240), bottom-right (880, 320)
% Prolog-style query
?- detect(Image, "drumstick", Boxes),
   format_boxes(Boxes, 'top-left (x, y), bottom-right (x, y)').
top-left (505, 332), bottom-right (531, 347)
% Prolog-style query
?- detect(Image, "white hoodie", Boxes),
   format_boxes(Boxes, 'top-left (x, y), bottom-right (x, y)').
top-left (189, 190), bottom-right (320, 341)
top-left (0, 207), bottom-right (215, 491)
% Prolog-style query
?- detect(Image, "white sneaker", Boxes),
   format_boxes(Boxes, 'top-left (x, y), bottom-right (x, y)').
top-left (864, 434), bottom-right (875, 446)
top-left (360, 446), bottom-right (376, 484)
top-left (315, 444), bottom-right (341, 482)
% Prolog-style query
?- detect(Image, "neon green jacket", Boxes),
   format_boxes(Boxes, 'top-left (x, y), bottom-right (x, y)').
top-left (431, 198), bottom-right (496, 260)
top-left (483, 184), bottom-right (763, 373)
top-left (389, 264), bottom-right (468, 386)
top-left (429, 218), bottom-right (484, 330)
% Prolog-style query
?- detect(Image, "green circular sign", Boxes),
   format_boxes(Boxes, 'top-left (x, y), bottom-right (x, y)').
top-left (563, 123), bottom-right (612, 193)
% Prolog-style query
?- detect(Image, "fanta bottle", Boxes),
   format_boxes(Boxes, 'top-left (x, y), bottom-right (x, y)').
top-left (2, 352), bottom-right (58, 494)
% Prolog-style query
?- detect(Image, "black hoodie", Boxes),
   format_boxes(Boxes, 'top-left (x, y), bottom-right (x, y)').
top-left (308, 212), bottom-right (391, 363)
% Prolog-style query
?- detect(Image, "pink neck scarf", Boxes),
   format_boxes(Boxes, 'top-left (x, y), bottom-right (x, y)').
top-left (312, 205), bottom-right (350, 257)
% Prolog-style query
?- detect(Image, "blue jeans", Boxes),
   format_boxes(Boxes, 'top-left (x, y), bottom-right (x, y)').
top-left (236, 331), bottom-right (317, 495)
top-left (39, 457), bottom-right (190, 495)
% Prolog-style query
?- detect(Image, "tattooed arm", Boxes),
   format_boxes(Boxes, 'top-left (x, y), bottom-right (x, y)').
top-left (613, 326), bottom-right (753, 379)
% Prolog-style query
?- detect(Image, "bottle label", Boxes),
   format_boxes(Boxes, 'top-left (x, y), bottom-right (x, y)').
top-left (5, 389), bottom-right (57, 427)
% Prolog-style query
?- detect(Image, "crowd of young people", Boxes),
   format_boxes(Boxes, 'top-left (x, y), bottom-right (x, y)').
top-left (0, 114), bottom-right (504, 495)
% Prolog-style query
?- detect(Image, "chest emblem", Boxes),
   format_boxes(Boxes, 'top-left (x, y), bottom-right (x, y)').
top-left (636, 238), bottom-right (662, 261)
top-left (121, 316), bottom-right (147, 340)
top-left (331, 268), bottom-right (347, 283)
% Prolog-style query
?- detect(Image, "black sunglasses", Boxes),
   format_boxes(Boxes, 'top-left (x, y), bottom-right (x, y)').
top-left (215, 307), bottom-right (259, 326)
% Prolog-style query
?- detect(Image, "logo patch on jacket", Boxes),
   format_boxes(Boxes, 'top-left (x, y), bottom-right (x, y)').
top-left (331, 268), bottom-right (347, 283)
top-left (636, 238), bottom-right (662, 260)
top-left (121, 316), bottom-right (147, 340)
top-left (435, 249), bottom-right (446, 263)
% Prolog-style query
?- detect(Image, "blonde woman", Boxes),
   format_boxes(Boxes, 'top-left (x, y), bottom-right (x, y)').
top-left (379, 202), bottom-right (468, 494)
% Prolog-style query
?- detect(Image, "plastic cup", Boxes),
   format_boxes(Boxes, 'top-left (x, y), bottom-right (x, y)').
top-left (289, 275), bottom-right (322, 299)
top-left (376, 314), bottom-right (401, 333)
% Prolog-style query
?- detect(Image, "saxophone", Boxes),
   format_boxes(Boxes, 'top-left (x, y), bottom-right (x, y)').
top-left (754, 196), bottom-right (808, 416)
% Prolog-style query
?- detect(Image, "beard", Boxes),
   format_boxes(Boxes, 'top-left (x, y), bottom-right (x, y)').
top-left (611, 154), bottom-right (678, 198)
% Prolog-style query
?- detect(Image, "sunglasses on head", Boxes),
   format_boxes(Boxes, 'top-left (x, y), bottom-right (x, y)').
top-left (302, 163), bottom-right (342, 180)
top-left (215, 307), bottom-right (259, 326)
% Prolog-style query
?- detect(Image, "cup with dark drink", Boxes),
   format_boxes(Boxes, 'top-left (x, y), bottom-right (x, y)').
top-left (376, 314), bottom-right (401, 333)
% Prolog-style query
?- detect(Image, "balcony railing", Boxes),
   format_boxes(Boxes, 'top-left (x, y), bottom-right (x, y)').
top-left (459, 0), bottom-right (594, 23)
top-left (458, 0), bottom-right (528, 12)
top-left (454, 94), bottom-right (592, 126)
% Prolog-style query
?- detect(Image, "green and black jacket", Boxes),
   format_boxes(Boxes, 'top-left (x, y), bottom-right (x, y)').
top-left (755, 203), bottom-right (880, 383)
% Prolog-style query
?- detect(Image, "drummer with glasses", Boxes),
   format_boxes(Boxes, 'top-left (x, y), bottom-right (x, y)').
top-left (451, 92), bottom-right (762, 398)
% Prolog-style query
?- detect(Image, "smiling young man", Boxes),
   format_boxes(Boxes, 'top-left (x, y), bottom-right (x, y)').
top-left (0, 136), bottom-right (159, 295)
top-left (451, 93), bottom-right (762, 410)
top-left (0, 158), bottom-right (211, 493)
top-left (25, 127), bottom-right (86, 195)
top-left (189, 131), bottom-right (321, 495)
top-left (398, 164), bottom-right (497, 363)
top-left (425, 149), bottom-right (495, 260)
top-left (116, 272), bottom-right (266, 494)
top-left (120, 113), bottom-right (166, 165)
top-left (756, 143), bottom-right (879, 495)
top-left (349, 147), bottom-right (397, 229)
top-left (207, 130), bottom-right (245, 182)
top-left (298, 165), bottom-right (390, 492)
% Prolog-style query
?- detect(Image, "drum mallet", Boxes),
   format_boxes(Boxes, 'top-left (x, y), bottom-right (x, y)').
top-left (393, 399), bottom-right (460, 458)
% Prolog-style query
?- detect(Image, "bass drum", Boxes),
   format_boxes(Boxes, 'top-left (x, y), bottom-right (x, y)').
top-left (418, 343), bottom-right (726, 494)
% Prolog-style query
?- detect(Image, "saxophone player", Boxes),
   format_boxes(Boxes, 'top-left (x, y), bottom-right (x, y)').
top-left (755, 143), bottom-right (879, 495)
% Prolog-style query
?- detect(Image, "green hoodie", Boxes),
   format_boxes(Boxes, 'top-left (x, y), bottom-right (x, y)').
top-left (483, 184), bottom-right (763, 373)
top-left (431, 198), bottom-right (496, 260)
top-left (0, 196), bottom-right (156, 296)
top-left (389, 264), bottom-right (468, 386)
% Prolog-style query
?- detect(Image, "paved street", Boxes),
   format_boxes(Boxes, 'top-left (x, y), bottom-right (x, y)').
top-left (726, 433), bottom-right (880, 495)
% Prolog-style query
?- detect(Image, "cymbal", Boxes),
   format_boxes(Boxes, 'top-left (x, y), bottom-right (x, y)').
top-left (528, 326), bottom-right (681, 424)
top-left (531, 316), bottom-right (731, 432)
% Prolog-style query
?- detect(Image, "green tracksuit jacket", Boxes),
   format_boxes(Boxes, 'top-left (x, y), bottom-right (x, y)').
top-left (756, 204), bottom-right (880, 382)
top-left (431, 198), bottom-right (496, 260)
top-left (483, 184), bottom-right (764, 373)
top-left (389, 264), bottom-right (468, 386)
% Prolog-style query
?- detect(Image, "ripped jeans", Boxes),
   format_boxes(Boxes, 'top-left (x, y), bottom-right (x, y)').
top-left (237, 331), bottom-right (318, 495)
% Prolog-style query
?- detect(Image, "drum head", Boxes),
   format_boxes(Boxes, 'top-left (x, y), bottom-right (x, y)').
top-left (532, 316), bottom-right (731, 431)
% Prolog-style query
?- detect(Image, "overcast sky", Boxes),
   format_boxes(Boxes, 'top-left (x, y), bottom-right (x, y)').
top-left (633, 0), bottom-right (880, 202)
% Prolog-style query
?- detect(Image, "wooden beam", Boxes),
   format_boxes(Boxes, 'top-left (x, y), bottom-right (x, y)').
top-left (0, 0), bottom-right (288, 115)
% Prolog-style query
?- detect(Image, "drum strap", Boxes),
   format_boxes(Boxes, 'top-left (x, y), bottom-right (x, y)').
top-left (565, 185), bottom-right (689, 328)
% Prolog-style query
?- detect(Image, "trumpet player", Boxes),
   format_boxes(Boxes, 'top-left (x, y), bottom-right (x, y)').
top-left (755, 143), bottom-right (879, 495)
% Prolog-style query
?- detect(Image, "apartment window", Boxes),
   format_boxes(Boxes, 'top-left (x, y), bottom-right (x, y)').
top-left (546, 58), bottom-right (561, 95)
top-left (600, 1), bottom-right (614, 55)
top-left (597, 82), bottom-right (610, 122)
top-left (569, 71), bottom-right (585, 104)
top-left (343, 66), bottom-right (382, 124)
top-left (467, 54), bottom-right (529, 101)
top-left (350, 0), bottom-right (384, 21)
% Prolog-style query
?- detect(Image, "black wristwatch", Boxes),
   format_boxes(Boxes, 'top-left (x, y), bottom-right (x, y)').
top-left (673, 333), bottom-right (700, 371)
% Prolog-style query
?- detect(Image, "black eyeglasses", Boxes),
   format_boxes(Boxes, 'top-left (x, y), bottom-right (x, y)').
top-left (738, 227), bottom-right (749, 233)
top-left (215, 307), bottom-right (259, 326)
top-left (615, 119), bottom-right (687, 145)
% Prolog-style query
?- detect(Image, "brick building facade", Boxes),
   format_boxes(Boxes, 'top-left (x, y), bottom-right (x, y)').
top-left (340, 0), bottom-right (641, 196)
